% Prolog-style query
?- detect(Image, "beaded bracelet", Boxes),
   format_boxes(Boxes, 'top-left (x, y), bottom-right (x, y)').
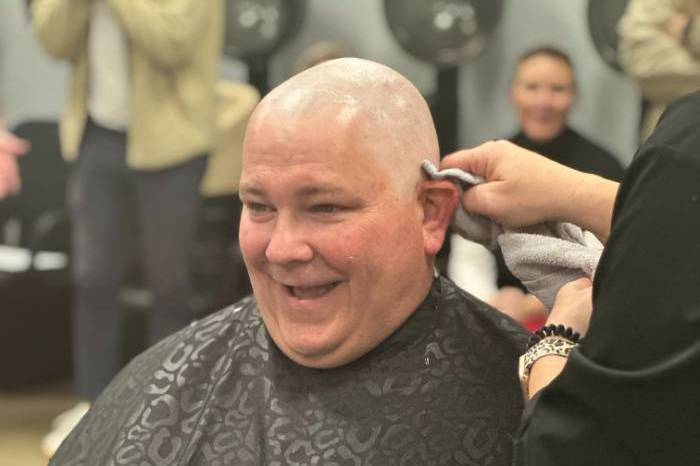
top-left (527, 323), bottom-right (581, 350)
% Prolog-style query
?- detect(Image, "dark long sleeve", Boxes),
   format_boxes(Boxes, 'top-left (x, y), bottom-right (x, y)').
top-left (514, 92), bottom-right (700, 465)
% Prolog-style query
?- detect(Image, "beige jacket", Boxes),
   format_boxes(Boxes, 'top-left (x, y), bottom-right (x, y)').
top-left (619, 0), bottom-right (700, 141)
top-left (204, 81), bottom-right (259, 197)
top-left (31, 0), bottom-right (223, 170)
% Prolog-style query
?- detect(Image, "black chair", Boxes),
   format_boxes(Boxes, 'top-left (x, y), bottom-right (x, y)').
top-left (0, 120), bottom-right (72, 390)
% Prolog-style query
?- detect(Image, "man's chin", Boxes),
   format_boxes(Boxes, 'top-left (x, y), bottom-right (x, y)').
top-left (524, 124), bottom-right (564, 143)
top-left (273, 331), bottom-right (356, 369)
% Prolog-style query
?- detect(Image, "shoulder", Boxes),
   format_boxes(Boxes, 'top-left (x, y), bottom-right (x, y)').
top-left (647, 91), bottom-right (700, 158)
top-left (127, 295), bottom-right (262, 381)
top-left (105, 294), bottom-right (262, 405)
top-left (439, 277), bottom-right (529, 351)
top-left (620, 91), bottom-right (700, 190)
top-left (50, 296), bottom-right (264, 464)
top-left (566, 128), bottom-right (625, 180)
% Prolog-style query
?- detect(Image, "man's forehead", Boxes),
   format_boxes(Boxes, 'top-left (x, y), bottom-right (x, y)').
top-left (239, 149), bottom-right (410, 203)
top-left (240, 179), bottom-right (350, 196)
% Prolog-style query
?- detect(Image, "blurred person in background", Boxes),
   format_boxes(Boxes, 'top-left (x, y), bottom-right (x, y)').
top-left (619, 0), bottom-right (700, 142)
top-left (30, 0), bottom-right (223, 455)
top-left (448, 47), bottom-right (624, 330)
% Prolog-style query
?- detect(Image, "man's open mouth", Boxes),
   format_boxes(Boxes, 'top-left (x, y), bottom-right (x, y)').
top-left (286, 281), bottom-right (341, 299)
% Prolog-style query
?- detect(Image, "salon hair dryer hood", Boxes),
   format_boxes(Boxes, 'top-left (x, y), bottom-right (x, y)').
top-left (384, 0), bottom-right (503, 66)
top-left (588, 0), bottom-right (630, 72)
top-left (223, 0), bottom-right (306, 61)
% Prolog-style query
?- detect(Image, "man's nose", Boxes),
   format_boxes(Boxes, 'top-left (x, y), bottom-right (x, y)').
top-left (532, 88), bottom-right (554, 104)
top-left (265, 215), bottom-right (314, 264)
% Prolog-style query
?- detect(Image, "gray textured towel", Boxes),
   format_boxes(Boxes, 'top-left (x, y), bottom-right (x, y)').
top-left (422, 160), bottom-right (602, 309)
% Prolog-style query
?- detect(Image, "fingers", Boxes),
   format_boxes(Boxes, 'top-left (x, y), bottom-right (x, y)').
top-left (0, 130), bottom-right (28, 199)
top-left (441, 140), bottom-right (509, 178)
top-left (0, 131), bottom-right (30, 158)
top-left (442, 140), bottom-right (510, 219)
top-left (0, 153), bottom-right (22, 198)
top-left (548, 277), bottom-right (594, 337)
top-left (562, 277), bottom-right (593, 291)
top-left (461, 182), bottom-right (498, 218)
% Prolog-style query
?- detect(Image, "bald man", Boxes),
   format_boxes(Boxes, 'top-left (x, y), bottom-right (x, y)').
top-left (50, 58), bottom-right (527, 465)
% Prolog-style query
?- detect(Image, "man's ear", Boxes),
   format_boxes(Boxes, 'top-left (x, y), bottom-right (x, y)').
top-left (419, 179), bottom-right (459, 256)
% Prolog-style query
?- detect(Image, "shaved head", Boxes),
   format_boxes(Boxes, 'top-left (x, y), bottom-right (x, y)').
top-left (244, 58), bottom-right (439, 196)
top-left (239, 58), bottom-right (458, 368)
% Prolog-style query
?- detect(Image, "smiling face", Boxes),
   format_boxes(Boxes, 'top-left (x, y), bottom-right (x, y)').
top-left (510, 53), bottom-right (576, 143)
top-left (239, 109), bottom-right (433, 369)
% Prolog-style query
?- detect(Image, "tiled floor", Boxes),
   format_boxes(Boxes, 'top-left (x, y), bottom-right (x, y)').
top-left (0, 382), bottom-right (77, 466)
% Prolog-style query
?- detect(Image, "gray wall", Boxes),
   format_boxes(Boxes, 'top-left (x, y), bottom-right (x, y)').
top-left (1, 0), bottom-right (641, 164)
top-left (0, 0), bottom-right (69, 125)
top-left (268, 0), bottom-right (641, 165)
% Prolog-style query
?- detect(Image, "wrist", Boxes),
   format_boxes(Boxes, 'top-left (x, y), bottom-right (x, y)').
top-left (519, 335), bottom-right (578, 398)
top-left (528, 323), bottom-right (582, 349)
top-left (562, 172), bottom-right (617, 243)
top-left (528, 355), bottom-right (567, 398)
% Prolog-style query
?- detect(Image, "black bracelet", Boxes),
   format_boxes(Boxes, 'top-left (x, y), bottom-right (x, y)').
top-left (526, 324), bottom-right (581, 350)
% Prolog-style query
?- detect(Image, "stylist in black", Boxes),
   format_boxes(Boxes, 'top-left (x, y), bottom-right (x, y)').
top-left (515, 89), bottom-right (700, 466)
top-left (443, 91), bottom-right (700, 465)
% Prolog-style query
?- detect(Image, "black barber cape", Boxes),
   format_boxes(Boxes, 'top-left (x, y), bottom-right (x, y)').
top-left (514, 92), bottom-right (700, 465)
top-left (51, 277), bottom-right (527, 465)
top-left (498, 126), bottom-right (626, 292)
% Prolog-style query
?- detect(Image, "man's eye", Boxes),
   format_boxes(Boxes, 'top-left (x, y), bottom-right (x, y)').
top-left (311, 204), bottom-right (338, 214)
top-left (247, 203), bottom-right (272, 214)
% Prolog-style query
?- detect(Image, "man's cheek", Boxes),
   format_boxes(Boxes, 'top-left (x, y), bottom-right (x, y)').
top-left (239, 225), bottom-right (267, 264)
top-left (327, 229), bottom-right (374, 263)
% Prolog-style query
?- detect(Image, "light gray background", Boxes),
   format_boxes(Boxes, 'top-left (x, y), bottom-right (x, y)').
top-left (1, 0), bottom-right (641, 165)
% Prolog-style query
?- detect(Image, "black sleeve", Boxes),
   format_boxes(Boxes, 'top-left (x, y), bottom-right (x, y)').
top-left (591, 151), bottom-right (626, 182)
top-left (514, 92), bottom-right (700, 466)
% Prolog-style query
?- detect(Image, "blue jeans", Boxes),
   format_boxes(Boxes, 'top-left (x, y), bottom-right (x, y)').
top-left (69, 119), bottom-right (206, 400)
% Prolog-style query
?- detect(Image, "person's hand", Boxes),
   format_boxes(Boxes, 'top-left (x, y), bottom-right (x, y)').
top-left (489, 286), bottom-right (547, 325)
top-left (665, 13), bottom-right (690, 43)
top-left (526, 277), bottom-right (593, 398)
top-left (545, 277), bottom-right (593, 338)
top-left (489, 287), bottom-right (528, 321)
top-left (0, 127), bottom-right (30, 199)
top-left (441, 140), bottom-right (583, 228)
top-left (441, 140), bottom-right (619, 243)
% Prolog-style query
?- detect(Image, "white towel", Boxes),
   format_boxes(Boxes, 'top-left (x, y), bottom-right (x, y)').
top-left (422, 160), bottom-right (602, 309)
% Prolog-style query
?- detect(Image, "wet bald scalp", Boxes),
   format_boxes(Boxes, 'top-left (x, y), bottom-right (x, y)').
top-left (245, 58), bottom-right (439, 197)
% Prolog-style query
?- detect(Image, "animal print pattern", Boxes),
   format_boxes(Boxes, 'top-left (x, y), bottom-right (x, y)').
top-left (51, 277), bottom-right (527, 466)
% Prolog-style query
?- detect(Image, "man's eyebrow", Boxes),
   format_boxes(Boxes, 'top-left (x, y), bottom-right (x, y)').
top-left (296, 184), bottom-right (347, 197)
top-left (239, 183), bottom-right (350, 199)
top-left (239, 185), bottom-right (266, 197)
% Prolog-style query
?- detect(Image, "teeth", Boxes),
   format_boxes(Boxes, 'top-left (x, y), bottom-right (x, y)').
top-left (291, 283), bottom-right (337, 299)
